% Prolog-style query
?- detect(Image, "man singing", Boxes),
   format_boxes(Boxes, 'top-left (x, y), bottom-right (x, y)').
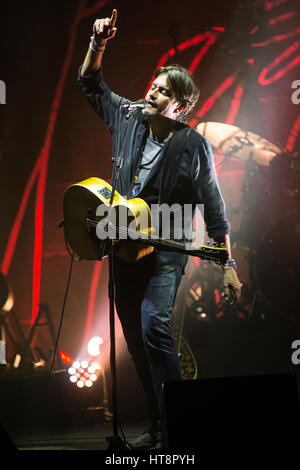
top-left (78, 9), bottom-right (242, 449)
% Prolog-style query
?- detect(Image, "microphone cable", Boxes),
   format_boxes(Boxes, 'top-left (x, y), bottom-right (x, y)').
top-left (48, 230), bottom-right (80, 379)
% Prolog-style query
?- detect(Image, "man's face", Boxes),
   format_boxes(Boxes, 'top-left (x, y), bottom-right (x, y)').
top-left (143, 74), bottom-right (180, 120)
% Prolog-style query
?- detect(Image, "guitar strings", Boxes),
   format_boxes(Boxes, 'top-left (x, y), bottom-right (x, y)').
top-left (85, 217), bottom-right (227, 261)
top-left (86, 217), bottom-right (225, 247)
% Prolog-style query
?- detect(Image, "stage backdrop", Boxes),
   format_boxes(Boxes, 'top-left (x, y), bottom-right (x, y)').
top-left (1, 0), bottom-right (300, 410)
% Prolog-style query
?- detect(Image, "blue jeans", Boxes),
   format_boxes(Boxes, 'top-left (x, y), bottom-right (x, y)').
top-left (113, 252), bottom-right (184, 429)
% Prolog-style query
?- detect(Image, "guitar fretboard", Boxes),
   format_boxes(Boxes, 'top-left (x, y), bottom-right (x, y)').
top-left (86, 218), bottom-right (228, 263)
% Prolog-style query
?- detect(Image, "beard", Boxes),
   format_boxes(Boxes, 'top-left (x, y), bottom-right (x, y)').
top-left (142, 105), bottom-right (159, 117)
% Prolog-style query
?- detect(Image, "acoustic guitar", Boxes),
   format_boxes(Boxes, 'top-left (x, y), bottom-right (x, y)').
top-left (62, 177), bottom-right (229, 265)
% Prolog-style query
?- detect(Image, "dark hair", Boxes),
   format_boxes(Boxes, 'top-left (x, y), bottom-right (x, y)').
top-left (154, 64), bottom-right (200, 122)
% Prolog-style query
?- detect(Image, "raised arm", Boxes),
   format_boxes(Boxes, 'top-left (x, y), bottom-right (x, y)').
top-left (81, 9), bottom-right (118, 76)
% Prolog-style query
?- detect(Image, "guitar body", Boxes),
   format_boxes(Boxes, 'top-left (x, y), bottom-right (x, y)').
top-left (63, 177), bottom-right (154, 263)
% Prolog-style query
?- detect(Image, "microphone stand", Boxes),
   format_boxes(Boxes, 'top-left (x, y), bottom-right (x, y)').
top-left (105, 104), bottom-right (137, 450)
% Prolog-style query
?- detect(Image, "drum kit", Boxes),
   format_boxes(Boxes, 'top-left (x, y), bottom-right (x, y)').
top-left (194, 122), bottom-right (300, 322)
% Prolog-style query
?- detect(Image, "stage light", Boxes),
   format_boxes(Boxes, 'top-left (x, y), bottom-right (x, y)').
top-left (68, 359), bottom-right (101, 389)
top-left (87, 336), bottom-right (103, 357)
top-left (60, 349), bottom-right (73, 365)
top-left (91, 361), bottom-right (101, 370)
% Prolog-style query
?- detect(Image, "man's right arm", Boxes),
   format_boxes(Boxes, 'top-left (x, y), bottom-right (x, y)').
top-left (78, 8), bottom-right (127, 133)
top-left (81, 9), bottom-right (117, 76)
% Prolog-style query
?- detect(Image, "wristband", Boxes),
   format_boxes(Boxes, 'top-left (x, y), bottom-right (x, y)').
top-left (222, 258), bottom-right (237, 270)
top-left (89, 35), bottom-right (106, 52)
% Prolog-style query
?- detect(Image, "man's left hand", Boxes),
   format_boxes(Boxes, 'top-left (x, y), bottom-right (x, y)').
top-left (223, 266), bottom-right (242, 306)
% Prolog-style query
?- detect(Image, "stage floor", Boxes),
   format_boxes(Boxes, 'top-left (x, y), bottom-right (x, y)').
top-left (0, 367), bottom-right (154, 451)
top-left (7, 422), bottom-right (152, 450)
top-left (1, 366), bottom-right (300, 450)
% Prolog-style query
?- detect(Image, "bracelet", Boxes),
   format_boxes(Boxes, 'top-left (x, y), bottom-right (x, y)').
top-left (89, 42), bottom-right (105, 53)
top-left (222, 258), bottom-right (237, 270)
top-left (89, 35), bottom-right (106, 53)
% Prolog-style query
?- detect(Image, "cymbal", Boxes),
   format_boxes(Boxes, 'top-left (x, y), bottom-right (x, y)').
top-left (197, 122), bottom-right (283, 166)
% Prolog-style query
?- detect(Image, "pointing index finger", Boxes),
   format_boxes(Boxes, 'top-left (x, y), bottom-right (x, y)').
top-left (110, 9), bottom-right (117, 28)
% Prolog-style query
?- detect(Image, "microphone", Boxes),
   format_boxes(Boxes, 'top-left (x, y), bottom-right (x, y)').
top-left (121, 99), bottom-right (150, 110)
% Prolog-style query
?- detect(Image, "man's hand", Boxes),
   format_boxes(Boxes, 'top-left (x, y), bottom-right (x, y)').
top-left (223, 266), bottom-right (242, 307)
top-left (81, 9), bottom-right (117, 75)
top-left (93, 9), bottom-right (118, 45)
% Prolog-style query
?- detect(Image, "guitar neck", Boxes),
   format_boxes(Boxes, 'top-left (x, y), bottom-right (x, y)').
top-left (114, 226), bottom-right (228, 263)
top-left (87, 219), bottom-right (228, 263)
top-left (130, 234), bottom-right (200, 256)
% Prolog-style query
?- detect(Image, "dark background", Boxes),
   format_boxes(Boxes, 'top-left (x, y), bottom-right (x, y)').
top-left (1, 0), bottom-right (300, 423)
